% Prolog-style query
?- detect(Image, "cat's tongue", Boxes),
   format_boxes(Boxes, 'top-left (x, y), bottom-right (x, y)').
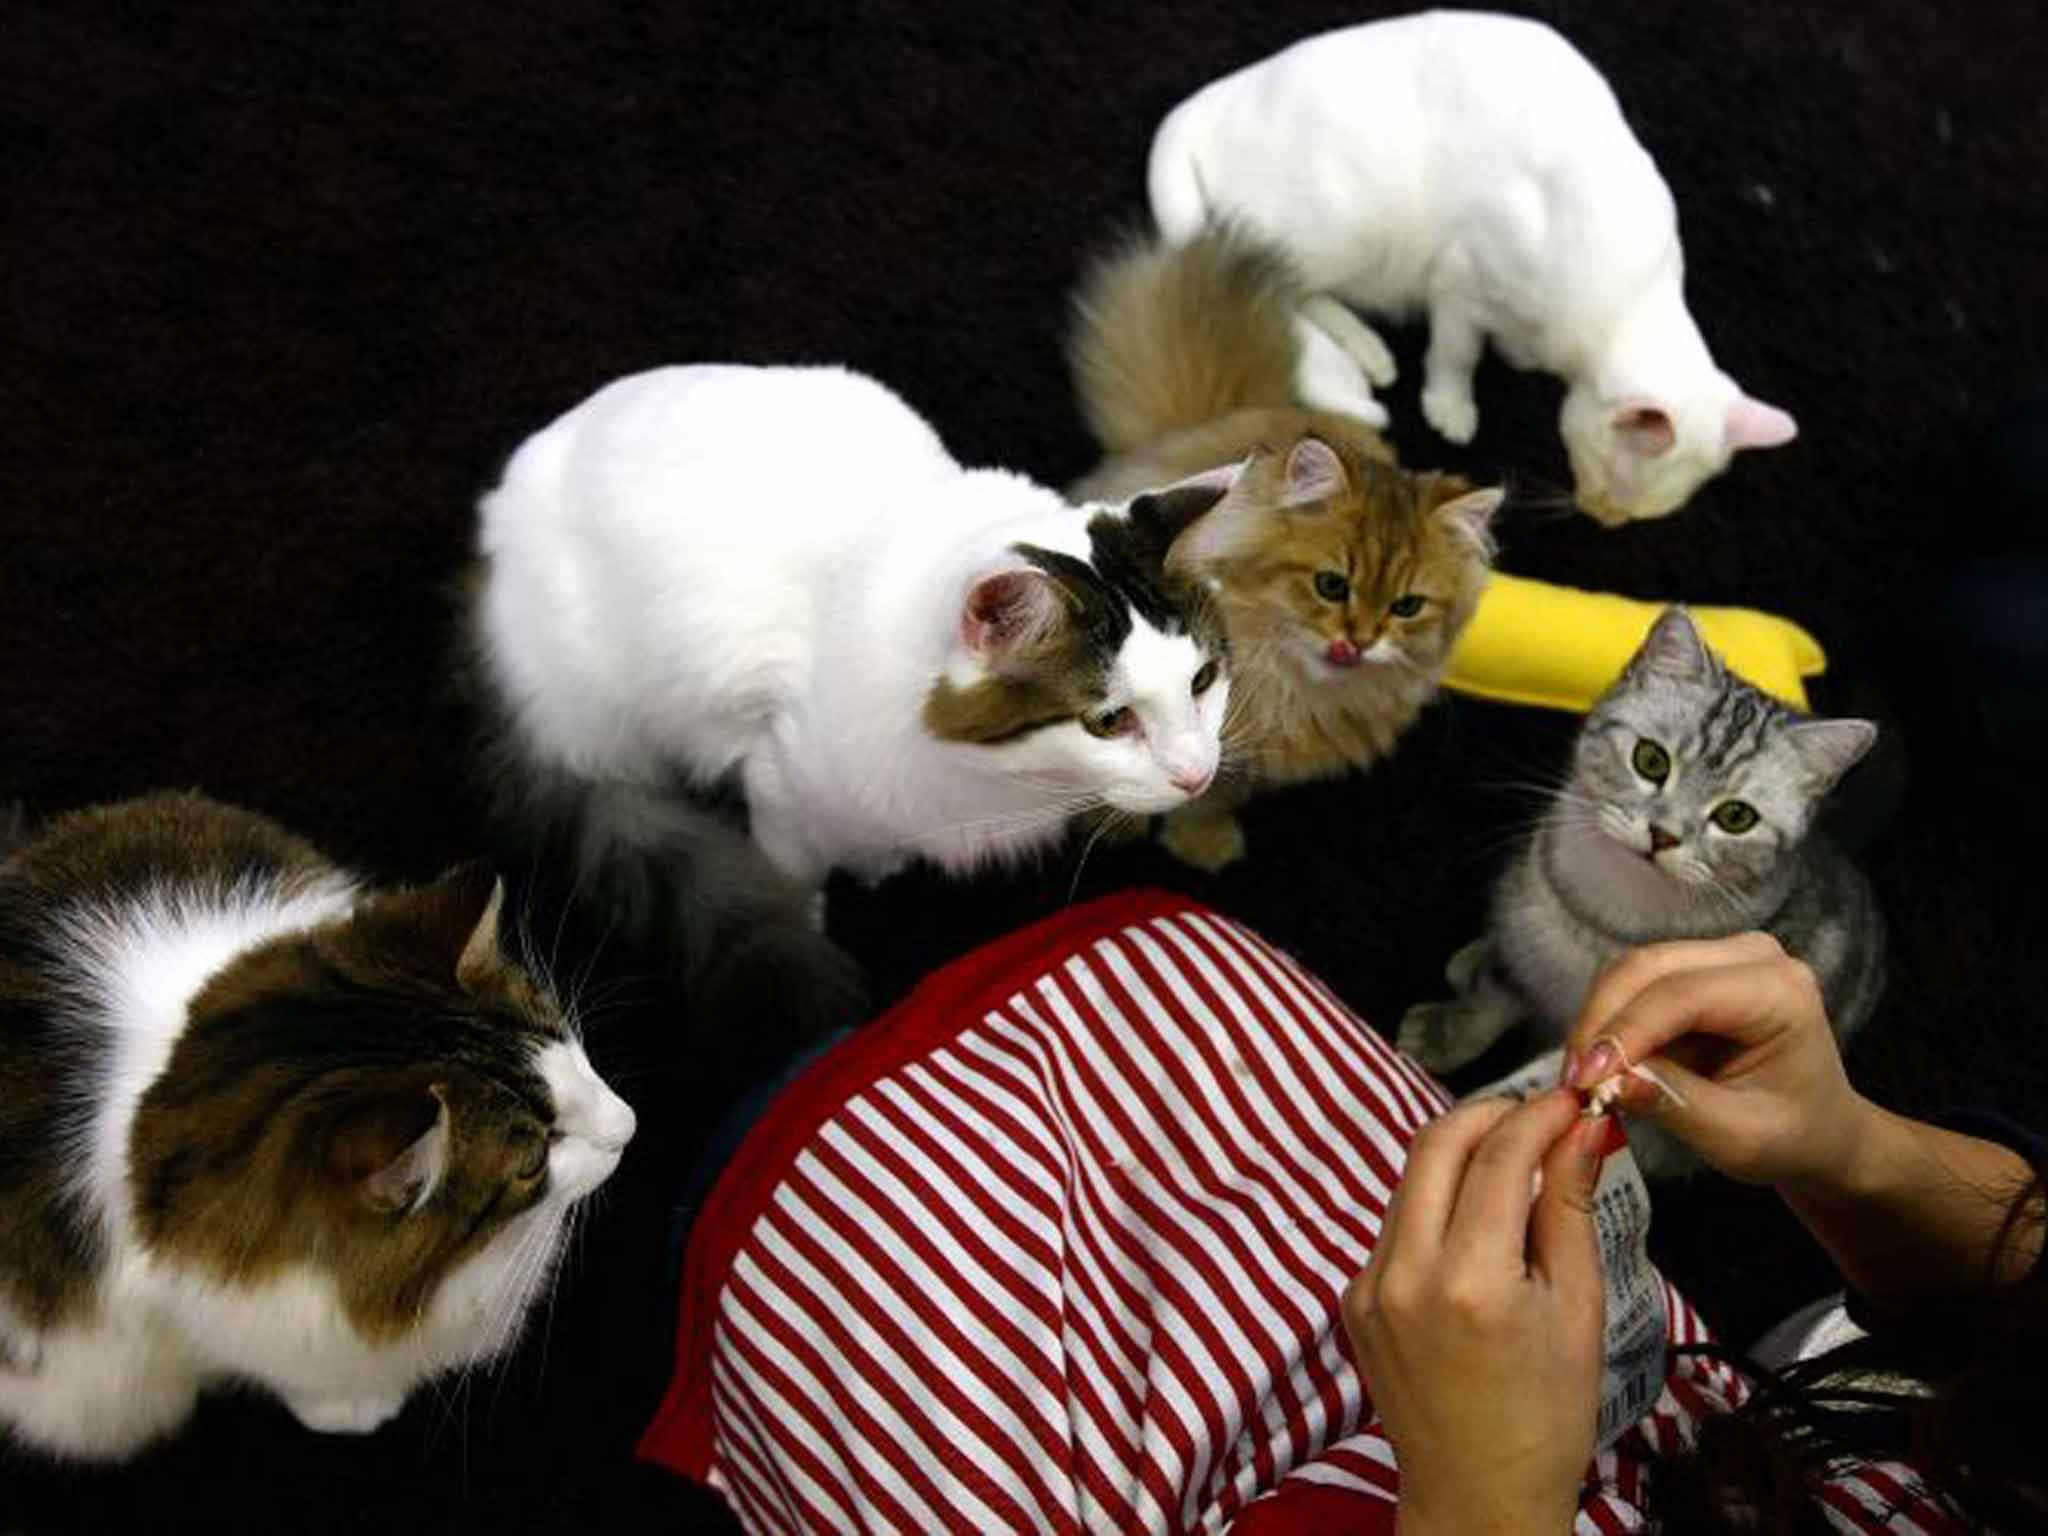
top-left (1325, 639), bottom-right (1362, 668)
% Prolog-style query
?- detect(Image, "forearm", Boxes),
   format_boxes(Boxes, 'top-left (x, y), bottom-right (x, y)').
top-left (1780, 1097), bottom-right (2043, 1303)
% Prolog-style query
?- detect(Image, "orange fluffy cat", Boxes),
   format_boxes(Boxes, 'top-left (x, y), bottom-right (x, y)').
top-left (1069, 227), bottom-right (1502, 868)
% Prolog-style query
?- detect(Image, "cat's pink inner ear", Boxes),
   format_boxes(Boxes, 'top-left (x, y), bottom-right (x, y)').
top-left (962, 569), bottom-right (1062, 658)
top-left (1280, 436), bottom-right (1348, 507)
top-left (1725, 395), bottom-right (1798, 452)
top-left (1613, 404), bottom-right (1677, 457)
top-left (336, 1087), bottom-right (452, 1215)
top-left (1435, 485), bottom-right (1505, 553)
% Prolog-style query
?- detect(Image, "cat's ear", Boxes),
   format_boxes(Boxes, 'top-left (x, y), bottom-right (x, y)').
top-left (1160, 455), bottom-right (1262, 571)
top-left (332, 1085), bottom-right (452, 1216)
top-left (961, 568), bottom-right (1068, 662)
top-left (1726, 394), bottom-right (1798, 453)
top-left (1427, 477), bottom-right (1504, 557)
top-left (1278, 437), bottom-right (1347, 509)
top-left (1131, 460), bottom-right (1245, 540)
top-left (1629, 605), bottom-right (1719, 684)
top-left (1785, 718), bottom-right (1877, 794)
top-left (455, 875), bottom-right (509, 994)
top-left (1612, 402), bottom-right (1676, 458)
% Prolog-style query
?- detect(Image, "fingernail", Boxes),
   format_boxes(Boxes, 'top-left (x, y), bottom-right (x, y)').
top-left (1558, 1048), bottom-right (1581, 1089)
top-left (1576, 1041), bottom-right (1617, 1087)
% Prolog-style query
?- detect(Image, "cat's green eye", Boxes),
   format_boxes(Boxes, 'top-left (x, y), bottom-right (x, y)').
top-left (1313, 570), bottom-right (1350, 603)
top-left (1083, 705), bottom-right (1137, 739)
top-left (1388, 594), bottom-right (1426, 619)
top-left (1711, 800), bottom-right (1760, 834)
top-left (512, 1133), bottom-right (549, 1181)
top-left (1631, 739), bottom-right (1671, 783)
top-left (1190, 660), bottom-right (1220, 696)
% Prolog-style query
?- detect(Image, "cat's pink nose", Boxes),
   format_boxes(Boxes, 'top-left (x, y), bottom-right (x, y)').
top-left (1326, 638), bottom-right (1362, 668)
top-left (1171, 765), bottom-right (1214, 796)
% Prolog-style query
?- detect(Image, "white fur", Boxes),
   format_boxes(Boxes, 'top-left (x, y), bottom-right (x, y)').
top-left (0, 885), bottom-right (634, 1461)
top-left (477, 364), bottom-right (1229, 890)
top-left (1148, 10), bottom-right (1797, 522)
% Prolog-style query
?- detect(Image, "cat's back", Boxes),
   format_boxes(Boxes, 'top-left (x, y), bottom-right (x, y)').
top-left (481, 364), bottom-right (954, 561)
top-left (0, 795), bottom-right (356, 1326)
top-left (474, 364), bottom-right (962, 776)
top-left (1151, 11), bottom-right (1658, 294)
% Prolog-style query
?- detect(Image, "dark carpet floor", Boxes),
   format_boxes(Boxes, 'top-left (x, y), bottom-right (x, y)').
top-left (4, 2), bottom-right (2045, 1531)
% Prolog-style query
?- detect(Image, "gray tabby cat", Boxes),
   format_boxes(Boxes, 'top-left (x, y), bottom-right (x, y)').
top-left (1398, 607), bottom-right (1884, 1178)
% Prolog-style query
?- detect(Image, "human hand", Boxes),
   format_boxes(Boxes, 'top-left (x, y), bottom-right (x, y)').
top-left (1565, 932), bottom-right (1877, 1188)
top-left (1342, 1089), bottom-right (1608, 1536)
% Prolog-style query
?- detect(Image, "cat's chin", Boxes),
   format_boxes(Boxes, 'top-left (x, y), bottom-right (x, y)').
top-left (1106, 787), bottom-right (1208, 817)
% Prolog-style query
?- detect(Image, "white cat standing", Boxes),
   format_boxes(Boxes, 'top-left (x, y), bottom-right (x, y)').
top-left (473, 364), bottom-right (1234, 898)
top-left (1148, 9), bottom-right (1798, 523)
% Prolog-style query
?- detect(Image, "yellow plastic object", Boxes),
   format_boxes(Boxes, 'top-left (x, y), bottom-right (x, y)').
top-left (1443, 572), bottom-right (1826, 714)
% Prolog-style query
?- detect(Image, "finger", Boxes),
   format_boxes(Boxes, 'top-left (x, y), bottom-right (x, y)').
top-left (1440, 1089), bottom-right (1582, 1265)
top-left (1567, 934), bottom-right (1784, 1062)
top-left (1380, 1096), bottom-right (1521, 1259)
top-left (1528, 1112), bottom-right (1609, 1299)
top-left (1568, 956), bottom-right (1822, 1092)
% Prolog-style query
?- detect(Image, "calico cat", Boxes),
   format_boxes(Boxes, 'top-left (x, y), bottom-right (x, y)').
top-left (1069, 226), bottom-right (1501, 870)
top-left (0, 792), bottom-right (634, 1459)
top-left (1146, 11), bottom-right (1798, 523)
top-left (467, 363), bottom-right (1233, 1011)
top-left (1398, 609), bottom-right (1884, 1177)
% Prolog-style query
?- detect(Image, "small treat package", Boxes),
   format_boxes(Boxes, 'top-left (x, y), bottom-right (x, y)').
top-left (1585, 1109), bottom-right (1668, 1451)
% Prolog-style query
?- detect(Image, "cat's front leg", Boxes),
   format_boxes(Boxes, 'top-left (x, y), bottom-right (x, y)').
top-left (1419, 296), bottom-right (1486, 444)
top-left (282, 1389), bottom-right (408, 1436)
top-left (1291, 308), bottom-right (1390, 428)
top-left (1397, 945), bottom-right (1527, 1074)
top-left (1297, 295), bottom-right (1397, 387)
top-left (740, 753), bottom-right (831, 897)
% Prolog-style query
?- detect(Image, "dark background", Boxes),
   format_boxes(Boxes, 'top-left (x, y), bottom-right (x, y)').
top-left (4, 2), bottom-right (2045, 1531)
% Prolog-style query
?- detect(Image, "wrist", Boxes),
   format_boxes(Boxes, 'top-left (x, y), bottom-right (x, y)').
top-left (1781, 1090), bottom-right (1897, 1198)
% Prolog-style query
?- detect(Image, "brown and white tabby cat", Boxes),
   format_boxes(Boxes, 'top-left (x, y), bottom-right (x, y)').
top-left (1069, 225), bottom-right (1502, 868)
top-left (0, 792), bottom-right (634, 1460)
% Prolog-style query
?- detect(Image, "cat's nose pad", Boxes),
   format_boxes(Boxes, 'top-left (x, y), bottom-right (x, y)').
top-left (1170, 765), bottom-right (1214, 796)
top-left (1325, 638), bottom-right (1362, 668)
top-left (1648, 825), bottom-right (1680, 854)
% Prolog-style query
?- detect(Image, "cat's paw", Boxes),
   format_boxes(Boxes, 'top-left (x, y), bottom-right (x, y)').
top-left (1159, 811), bottom-right (1246, 871)
top-left (284, 1391), bottom-right (406, 1436)
top-left (1397, 999), bottom-right (1497, 1074)
top-left (1421, 384), bottom-right (1479, 444)
top-left (1443, 937), bottom-right (1493, 994)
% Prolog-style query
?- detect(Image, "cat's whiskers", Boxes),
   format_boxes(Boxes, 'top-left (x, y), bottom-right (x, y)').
top-left (914, 791), bottom-right (1111, 846)
top-left (1065, 807), bottom-right (1136, 905)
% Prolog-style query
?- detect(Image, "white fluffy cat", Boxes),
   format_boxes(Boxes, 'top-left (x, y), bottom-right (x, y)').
top-left (1148, 9), bottom-right (1798, 523)
top-left (472, 364), bottom-right (1234, 897)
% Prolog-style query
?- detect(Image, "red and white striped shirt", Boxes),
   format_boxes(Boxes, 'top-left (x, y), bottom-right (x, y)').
top-left (641, 890), bottom-right (1961, 1535)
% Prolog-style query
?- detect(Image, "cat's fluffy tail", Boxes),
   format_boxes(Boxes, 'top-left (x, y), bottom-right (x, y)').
top-left (491, 765), bottom-right (868, 1088)
top-left (0, 801), bottom-right (29, 863)
top-left (1067, 225), bottom-right (1306, 454)
top-left (458, 613), bottom-right (867, 1091)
